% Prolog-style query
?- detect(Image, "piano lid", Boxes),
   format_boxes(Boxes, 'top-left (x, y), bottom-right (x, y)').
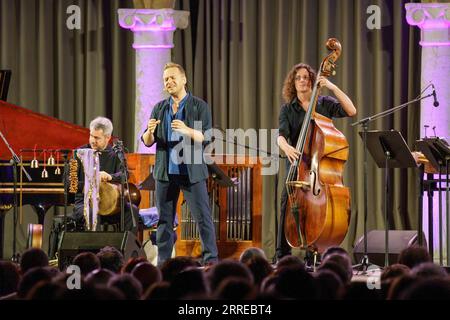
top-left (0, 101), bottom-right (90, 160)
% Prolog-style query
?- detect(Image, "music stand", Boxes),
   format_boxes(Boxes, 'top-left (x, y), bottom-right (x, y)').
top-left (139, 174), bottom-right (156, 191)
top-left (207, 163), bottom-right (237, 187)
top-left (351, 85), bottom-right (436, 273)
top-left (416, 138), bottom-right (449, 172)
top-left (362, 130), bottom-right (417, 267)
top-left (416, 138), bottom-right (450, 266)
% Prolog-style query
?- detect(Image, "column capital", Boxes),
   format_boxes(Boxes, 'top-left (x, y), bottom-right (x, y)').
top-left (118, 9), bottom-right (189, 49)
top-left (118, 8), bottom-right (189, 31)
top-left (405, 3), bottom-right (450, 47)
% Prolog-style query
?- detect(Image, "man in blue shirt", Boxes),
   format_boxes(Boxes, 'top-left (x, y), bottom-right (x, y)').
top-left (141, 62), bottom-right (218, 266)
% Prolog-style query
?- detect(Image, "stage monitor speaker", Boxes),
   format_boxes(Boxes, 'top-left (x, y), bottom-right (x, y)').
top-left (353, 230), bottom-right (427, 266)
top-left (57, 231), bottom-right (146, 271)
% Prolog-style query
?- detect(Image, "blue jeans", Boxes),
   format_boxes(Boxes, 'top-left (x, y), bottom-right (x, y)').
top-left (155, 175), bottom-right (218, 266)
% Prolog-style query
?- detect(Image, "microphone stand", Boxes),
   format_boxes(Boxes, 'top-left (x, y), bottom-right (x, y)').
top-left (209, 128), bottom-right (285, 263)
top-left (113, 142), bottom-right (135, 233)
top-left (120, 161), bottom-right (126, 232)
top-left (351, 89), bottom-right (435, 273)
top-left (209, 128), bottom-right (282, 160)
top-left (0, 130), bottom-right (32, 262)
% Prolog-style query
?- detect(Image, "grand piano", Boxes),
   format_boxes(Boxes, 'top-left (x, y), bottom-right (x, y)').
top-left (0, 100), bottom-right (90, 258)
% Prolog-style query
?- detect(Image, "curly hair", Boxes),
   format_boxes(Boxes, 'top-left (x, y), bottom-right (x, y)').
top-left (282, 63), bottom-right (317, 103)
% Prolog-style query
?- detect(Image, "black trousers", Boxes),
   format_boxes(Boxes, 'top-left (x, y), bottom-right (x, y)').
top-left (276, 184), bottom-right (292, 259)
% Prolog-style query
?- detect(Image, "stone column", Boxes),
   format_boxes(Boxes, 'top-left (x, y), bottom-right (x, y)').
top-left (118, 9), bottom-right (189, 152)
top-left (406, 3), bottom-right (450, 264)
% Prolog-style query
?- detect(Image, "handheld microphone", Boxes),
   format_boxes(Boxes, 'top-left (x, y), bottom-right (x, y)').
top-left (431, 84), bottom-right (439, 107)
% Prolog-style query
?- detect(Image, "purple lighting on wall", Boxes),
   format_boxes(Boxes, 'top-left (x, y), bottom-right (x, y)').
top-left (406, 2), bottom-right (449, 262)
top-left (420, 42), bottom-right (450, 47)
top-left (131, 26), bottom-right (176, 32)
top-left (133, 44), bottom-right (174, 50)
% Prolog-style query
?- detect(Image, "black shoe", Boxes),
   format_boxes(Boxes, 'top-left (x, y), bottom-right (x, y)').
top-left (202, 258), bottom-right (218, 266)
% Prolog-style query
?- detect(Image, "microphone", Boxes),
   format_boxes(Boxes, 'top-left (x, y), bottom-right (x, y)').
top-left (112, 139), bottom-right (123, 151)
top-left (112, 140), bottom-right (125, 163)
top-left (431, 84), bottom-right (439, 107)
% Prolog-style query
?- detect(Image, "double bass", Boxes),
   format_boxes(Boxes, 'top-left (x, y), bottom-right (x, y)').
top-left (284, 38), bottom-right (351, 254)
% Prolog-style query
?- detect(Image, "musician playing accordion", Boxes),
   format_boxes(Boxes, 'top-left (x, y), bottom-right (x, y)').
top-left (71, 116), bottom-right (139, 234)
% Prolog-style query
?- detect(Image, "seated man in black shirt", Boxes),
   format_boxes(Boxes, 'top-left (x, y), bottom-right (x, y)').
top-left (72, 116), bottom-right (139, 235)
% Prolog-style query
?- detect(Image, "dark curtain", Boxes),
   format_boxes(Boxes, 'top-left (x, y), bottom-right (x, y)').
top-left (0, 0), bottom-right (135, 144)
top-left (173, 0), bottom-right (421, 258)
top-left (0, 0), bottom-right (135, 257)
top-left (0, 0), bottom-right (421, 259)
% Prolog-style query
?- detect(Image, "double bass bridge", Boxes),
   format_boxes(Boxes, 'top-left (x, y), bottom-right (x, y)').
top-left (286, 180), bottom-right (311, 191)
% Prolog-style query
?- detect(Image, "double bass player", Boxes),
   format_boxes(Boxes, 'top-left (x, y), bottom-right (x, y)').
top-left (276, 62), bottom-right (357, 262)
